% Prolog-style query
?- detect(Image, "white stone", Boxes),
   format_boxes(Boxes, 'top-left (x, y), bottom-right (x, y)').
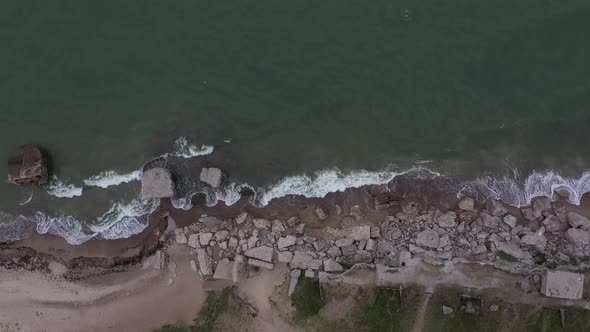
top-left (278, 235), bottom-right (297, 250)
top-left (271, 220), bottom-right (286, 233)
top-left (458, 197), bottom-right (474, 211)
top-left (235, 212), bottom-right (248, 225)
top-left (290, 251), bottom-right (314, 269)
top-left (199, 232), bottom-right (213, 246)
top-left (212, 259), bottom-right (234, 281)
top-left (288, 269), bottom-right (301, 296)
top-left (541, 270), bottom-right (584, 300)
top-left (199, 167), bottom-right (223, 188)
top-left (520, 227), bottom-right (547, 252)
top-left (315, 206), bottom-right (328, 221)
top-left (502, 215), bottom-right (517, 229)
top-left (190, 259), bottom-right (198, 273)
top-left (349, 226), bottom-right (371, 241)
top-left (244, 246), bottom-right (274, 262)
top-left (437, 211), bottom-right (457, 228)
top-left (336, 238), bottom-right (354, 247)
top-left (174, 229), bottom-right (188, 244)
top-left (568, 212), bottom-right (590, 230)
top-left (215, 230), bottom-right (229, 241)
top-left (323, 259), bottom-right (343, 272)
top-left (278, 251), bottom-right (294, 263)
top-left (253, 218), bottom-right (271, 230)
top-left (188, 234), bottom-right (200, 249)
top-left (248, 258), bottom-right (274, 269)
top-left (305, 270), bottom-right (315, 278)
top-left (495, 242), bottom-right (528, 260)
top-left (565, 228), bottom-right (590, 246)
top-left (365, 239), bottom-right (376, 251)
top-left (228, 237), bottom-right (238, 248)
top-left (416, 229), bottom-right (440, 248)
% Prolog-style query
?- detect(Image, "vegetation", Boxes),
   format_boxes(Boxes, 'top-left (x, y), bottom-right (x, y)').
top-left (533, 253), bottom-right (547, 265)
top-left (192, 288), bottom-right (235, 332)
top-left (290, 271), bottom-right (323, 322)
top-left (154, 324), bottom-right (187, 332)
top-left (496, 251), bottom-right (518, 262)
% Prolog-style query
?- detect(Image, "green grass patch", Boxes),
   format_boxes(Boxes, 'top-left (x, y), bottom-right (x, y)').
top-left (534, 253), bottom-right (547, 265)
top-left (154, 324), bottom-right (187, 332)
top-left (570, 256), bottom-right (578, 266)
top-left (291, 272), bottom-right (323, 323)
top-left (497, 251), bottom-right (518, 262)
top-left (192, 288), bottom-right (234, 332)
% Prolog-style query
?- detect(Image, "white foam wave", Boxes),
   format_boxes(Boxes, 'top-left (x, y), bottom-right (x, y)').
top-left (258, 168), bottom-right (402, 206)
top-left (84, 170), bottom-right (142, 188)
top-left (91, 198), bottom-right (160, 240)
top-left (18, 190), bottom-right (34, 206)
top-left (46, 176), bottom-right (83, 198)
top-left (459, 170), bottom-right (590, 206)
top-left (168, 137), bottom-right (214, 158)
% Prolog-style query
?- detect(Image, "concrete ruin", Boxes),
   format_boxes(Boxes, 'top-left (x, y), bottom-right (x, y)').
top-left (541, 270), bottom-right (584, 300)
top-left (141, 167), bottom-right (175, 200)
top-left (7, 145), bottom-right (48, 185)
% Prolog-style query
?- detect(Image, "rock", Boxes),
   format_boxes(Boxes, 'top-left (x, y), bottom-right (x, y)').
top-left (308, 259), bottom-right (323, 270)
top-left (247, 235), bottom-right (258, 249)
top-left (437, 211), bottom-right (457, 228)
top-left (323, 259), bottom-right (343, 272)
top-left (286, 216), bottom-right (300, 227)
top-left (443, 305), bottom-right (453, 315)
top-left (305, 270), bottom-right (315, 278)
top-left (439, 234), bottom-right (451, 247)
top-left (315, 206), bottom-right (328, 221)
top-left (228, 237), bottom-right (238, 248)
top-left (219, 241), bottom-right (228, 249)
top-left (188, 234), bottom-right (200, 249)
top-left (486, 199), bottom-right (507, 217)
top-left (349, 226), bottom-right (371, 241)
top-left (336, 238), bottom-right (354, 247)
top-left (520, 227), bottom-right (547, 252)
top-left (196, 249), bottom-right (211, 276)
top-left (288, 269), bottom-right (301, 296)
top-left (199, 233), bottom-right (213, 246)
top-left (357, 240), bottom-right (367, 250)
top-left (370, 227), bottom-right (381, 239)
top-left (215, 230), bottom-right (229, 241)
top-left (565, 228), bottom-right (590, 246)
top-left (7, 145), bottom-right (49, 185)
top-left (248, 258), bottom-right (274, 269)
top-left (235, 212), bottom-right (248, 225)
top-left (291, 252), bottom-right (314, 269)
top-left (335, 204), bottom-right (343, 215)
top-left (271, 220), bottom-right (286, 233)
top-left (541, 270), bottom-right (584, 300)
top-left (458, 197), bottom-right (475, 211)
top-left (253, 218), bottom-right (271, 230)
top-left (480, 213), bottom-right (501, 229)
top-left (174, 229), bottom-right (188, 244)
top-left (327, 246), bottom-right (342, 257)
top-left (350, 205), bottom-right (363, 220)
top-left (190, 259), bottom-right (198, 273)
top-left (496, 242), bottom-right (528, 260)
top-left (199, 167), bottom-right (223, 188)
top-left (141, 168), bottom-right (174, 200)
top-left (472, 244), bottom-right (487, 255)
top-left (278, 251), bottom-right (294, 263)
top-left (278, 235), bottom-right (297, 250)
top-left (354, 250), bottom-right (373, 264)
top-left (152, 250), bottom-right (168, 270)
top-left (542, 215), bottom-right (562, 233)
top-left (365, 239), bottom-right (376, 251)
top-left (532, 197), bottom-right (552, 218)
top-left (232, 255), bottom-right (245, 283)
top-left (340, 216), bottom-right (356, 230)
top-left (567, 212), bottom-right (590, 230)
top-left (416, 229), bottom-right (440, 249)
top-left (244, 246), bottom-right (274, 262)
top-left (295, 223), bottom-right (305, 234)
top-left (521, 207), bottom-right (537, 221)
top-left (489, 304), bottom-right (499, 312)
top-left (212, 259), bottom-right (234, 281)
top-left (502, 215), bottom-right (517, 229)
top-left (341, 244), bottom-right (357, 256)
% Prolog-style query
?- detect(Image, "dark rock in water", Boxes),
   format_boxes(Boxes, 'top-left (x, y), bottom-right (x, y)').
top-left (7, 145), bottom-right (48, 185)
top-left (141, 167), bottom-right (175, 200)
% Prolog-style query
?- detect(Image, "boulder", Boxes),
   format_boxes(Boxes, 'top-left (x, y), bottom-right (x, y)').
top-left (174, 229), bottom-right (187, 244)
top-left (235, 212), bottom-right (248, 225)
top-left (335, 238), bottom-right (354, 247)
top-left (542, 215), bottom-right (562, 233)
top-left (271, 220), bottom-right (286, 233)
top-left (532, 197), bottom-right (552, 218)
top-left (215, 230), bottom-right (229, 241)
top-left (480, 213), bottom-right (500, 229)
top-left (520, 227), bottom-right (547, 252)
top-left (199, 167), bottom-right (223, 188)
top-left (278, 251), bottom-right (294, 263)
top-left (7, 145), bottom-right (48, 185)
top-left (443, 305), bottom-right (453, 315)
top-left (315, 206), bottom-right (328, 221)
top-left (196, 249), bottom-right (211, 276)
top-left (290, 251), bottom-right (314, 269)
top-left (288, 269), bottom-right (301, 296)
top-left (323, 259), bottom-right (343, 272)
top-left (253, 218), bottom-right (271, 230)
top-left (458, 197), bottom-right (475, 211)
top-left (248, 258), bottom-right (274, 269)
top-left (502, 215), bottom-right (517, 229)
top-left (278, 235), bottom-right (297, 250)
top-left (141, 168), bottom-right (174, 200)
top-left (349, 226), bottom-right (371, 241)
top-left (567, 212), bottom-right (590, 230)
top-left (565, 228), bottom-right (590, 246)
top-left (199, 233), bottom-right (213, 246)
top-left (188, 234), bottom-right (200, 249)
top-left (212, 259), bottom-right (234, 281)
top-left (341, 244), bottom-right (357, 256)
top-left (437, 211), bottom-right (457, 228)
top-left (416, 229), bottom-right (440, 249)
top-left (244, 246), bottom-right (274, 263)
top-left (495, 242), bottom-right (528, 260)
top-left (486, 199), bottom-right (507, 217)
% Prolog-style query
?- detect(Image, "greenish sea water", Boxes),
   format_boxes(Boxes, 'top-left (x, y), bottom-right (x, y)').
top-left (1, 1), bottom-right (589, 243)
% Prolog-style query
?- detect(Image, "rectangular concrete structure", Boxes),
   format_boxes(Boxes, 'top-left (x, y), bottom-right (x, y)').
top-left (541, 270), bottom-right (584, 300)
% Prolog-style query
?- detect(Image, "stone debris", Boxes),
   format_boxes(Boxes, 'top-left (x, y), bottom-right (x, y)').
top-left (567, 212), bottom-right (590, 230)
top-left (305, 270), bottom-right (315, 278)
top-left (200, 167), bottom-right (223, 188)
top-left (141, 167), bottom-right (174, 200)
top-left (349, 226), bottom-right (371, 241)
top-left (235, 212), bottom-right (248, 225)
top-left (188, 234), bottom-right (200, 249)
top-left (175, 229), bottom-right (188, 244)
top-left (278, 251), bottom-right (294, 263)
top-left (199, 233), bottom-right (213, 246)
top-left (437, 211), bottom-right (457, 228)
top-left (152, 250), bottom-right (168, 270)
top-left (315, 206), bottom-right (328, 221)
top-left (541, 270), bottom-right (584, 300)
top-left (253, 218), bottom-right (271, 230)
top-left (288, 269), bottom-right (301, 296)
top-left (565, 228), bottom-right (589, 246)
top-left (278, 235), bottom-right (297, 250)
top-left (458, 197), bottom-right (474, 211)
top-left (212, 259), bottom-right (234, 281)
top-left (248, 258), bottom-right (274, 270)
top-left (416, 229), bottom-right (440, 249)
top-left (502, 215), bottom-right (517, 229)
top-left (196, 249), bottom-right (211, 276)
top-left (244, 246), bottom-right (274, 263)
top-left (443, 305), bottom-right (453, 315)
top-left (323, 259), bottom-right (343, 272)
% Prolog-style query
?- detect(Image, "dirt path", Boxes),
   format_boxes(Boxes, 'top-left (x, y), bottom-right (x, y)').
top-left (411, 290), bottom-right (433, 332)
top-left (0, 243), bottom-right (206, 332)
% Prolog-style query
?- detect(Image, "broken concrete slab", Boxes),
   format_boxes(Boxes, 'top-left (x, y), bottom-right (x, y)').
top-left (248, 258), bottom-right (274, 269)
top-left (244, 246), bottom-right (274, 263)
top-left (541, 270), bottom-right (584, 300)
top-left (200, 167), bottom-right (223, 188)
top-left (212, 259), bottom-right (234, 281)
top-left (141, 167), bottom-right (174, 200)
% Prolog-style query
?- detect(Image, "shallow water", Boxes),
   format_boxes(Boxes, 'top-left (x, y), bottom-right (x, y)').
top-left (1, 1), bottom-right (589, 243)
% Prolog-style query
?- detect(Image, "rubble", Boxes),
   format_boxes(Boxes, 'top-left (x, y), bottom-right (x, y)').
top-left (541, 270), bottom-right (584, 300)
top-left (244, 246), bottom-right (274, 263)
top-left (315, 206), bottom-right (328, 221)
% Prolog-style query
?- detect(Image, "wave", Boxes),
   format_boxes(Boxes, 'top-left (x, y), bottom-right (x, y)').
top-left (459, 170), bottom-right (590, 206)
top-left (84, 170), bottom-right (142, 188)
top-left (46, 176), bottom-right (84, 198)
top-left (18, 189), bottom-right (34, 206)
top-left (166, 137), bottom-right (214, 158)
